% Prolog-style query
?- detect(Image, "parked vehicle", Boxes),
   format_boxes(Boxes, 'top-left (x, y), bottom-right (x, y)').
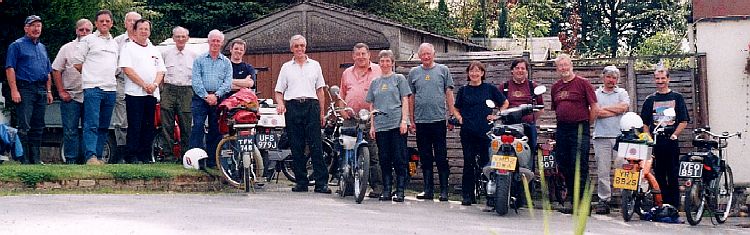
top-left (615, 112), bottom-right (665, 222)
top-left (485, 86), bottom-right (546, 215)
top-left (536, 125), bottom-right (567, 208)
top-left (215, 91), bottom-right (265, 192)
top-left (681, 127), bottom-right (741, 225)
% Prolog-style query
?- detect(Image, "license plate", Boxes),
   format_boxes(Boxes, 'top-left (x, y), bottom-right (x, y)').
top-left (256, 133), bottom-right (279, 149)
top-left (542, 154), bottom-right (555, 169)
top-left (238, 134), bottom-right (255, 152)
top-left (491, 155), bottom-right (517, 170)
top-left (613, 168), bottom-right (640, 190)
top-left (679, 162), bottom-right (703, 178)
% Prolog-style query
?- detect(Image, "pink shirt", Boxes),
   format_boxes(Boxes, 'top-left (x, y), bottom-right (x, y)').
top-left (340, 63), bottom-right (382, 112)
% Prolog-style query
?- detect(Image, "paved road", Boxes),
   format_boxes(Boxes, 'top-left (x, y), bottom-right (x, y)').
top-left (1, 187), bottom-right (748, 235)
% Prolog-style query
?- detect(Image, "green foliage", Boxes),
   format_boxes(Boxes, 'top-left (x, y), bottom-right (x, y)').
top-left (497, 3), bottom-right (510, 38)
top-left (571, 0), bottom-right (687, 57)
top-left (507, 1), bottom-right (559, 38)
top-left (17, 169), bottom-right (56, 187)
top-left (325, 0), bottom-right (457, 37)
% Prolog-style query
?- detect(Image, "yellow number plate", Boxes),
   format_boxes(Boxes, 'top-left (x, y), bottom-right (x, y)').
top-left (491, 155), bottom-right (517, 170)
top-left (612, 168), bottom-right (640, 190)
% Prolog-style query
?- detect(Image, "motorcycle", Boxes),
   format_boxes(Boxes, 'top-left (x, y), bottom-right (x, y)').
top-left (536, 125), bottom-right (567, 208)
top-left (485, 86), bottom-right (546, 215)
top-left (329, 88), bottom-right (373, 203)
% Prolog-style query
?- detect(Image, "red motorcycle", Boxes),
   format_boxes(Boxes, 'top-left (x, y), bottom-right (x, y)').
top-left (152, 103), bottom-right (183, 163)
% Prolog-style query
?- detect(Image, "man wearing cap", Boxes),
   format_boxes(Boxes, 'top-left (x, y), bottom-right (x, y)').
top-left (51, 18), bottom-right (93, 164)
top-left (72, 10), bottom-right (119, 165)
top-left (5, 15), bottom-right (53, 164)
top-left (592, 66), bottom-right (630, 214)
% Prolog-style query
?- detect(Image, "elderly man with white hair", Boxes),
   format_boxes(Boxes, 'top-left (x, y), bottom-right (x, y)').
top-left (160, 26), bottom-right (196, 160)
top-left (592, 65), bottom-right (630, 214)
top-left (550, 54), bottom-right (599, 214)
top-left (189, 29), bottom-right (232, 168)
top-left (112, 11), bottom-right (143, 163)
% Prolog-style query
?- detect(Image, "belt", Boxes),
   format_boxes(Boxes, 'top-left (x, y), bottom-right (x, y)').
top-left (286, 97), bottom-right (317, 103)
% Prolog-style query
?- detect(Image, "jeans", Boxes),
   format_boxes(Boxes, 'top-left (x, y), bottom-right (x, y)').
top-left (60, 99), bottom-right (83, 163)
top-left (525, 122), bottom-right (538, 168)
top-left (285, 99), bottom-right (327, 188)
top-left (160, 84), bottom-right (192, 157)
top-left (15, 80), bottom-right (47, 164)
top-left (460, 130), bottom-right (490, 199)
top-left (189, 95), bottom-right (221, 167)
top-left (83, 87), bottom-right (116, 160)
top-left (376, 128), bottom-right (408, 185)
top-left (653, 135), bottom-right (680, 208)
top-left (126, 95), bottom-right (157, 163)
top-left (555, 121), bottom-right (591, 203)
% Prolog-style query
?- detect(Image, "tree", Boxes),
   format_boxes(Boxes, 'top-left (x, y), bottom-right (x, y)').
top-left (325, 0), bottom-right (457, 37)
top-left (497, 2), bottom-right (510, 38)
top-left (569, 0), bottom-right (686, 58)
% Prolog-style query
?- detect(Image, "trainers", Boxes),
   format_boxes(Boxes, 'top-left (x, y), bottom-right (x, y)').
top-left (86, 157), bottom-right (103, 165)
top-left (416, 192), bottom-right (434, 200)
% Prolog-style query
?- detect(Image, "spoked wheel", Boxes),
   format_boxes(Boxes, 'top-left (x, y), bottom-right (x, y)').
top-left (354, 146), bottom-right (370, 204)
top-left (216, 136), bottom-right (243, 186)
top-left (475, 170), bottom-right (487, 204)
top-left (151, 131), bottom-right (175, 163)
top-left (278, 154), bottom-right (315, 186)
top-left (713, 166), bottom-right (734, 224)
top-left (621, 190), bottom-right (636, 222)
top-left (684, 180), bottom-right (705, 226)
top-left (242, 148), bottom-right (264, 193)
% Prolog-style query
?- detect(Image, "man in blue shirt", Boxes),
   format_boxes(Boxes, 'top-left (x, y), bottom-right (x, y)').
top-left (5, 15), bottom-right (53, 164)
top-left (190, 29), bottom-right (232, 168)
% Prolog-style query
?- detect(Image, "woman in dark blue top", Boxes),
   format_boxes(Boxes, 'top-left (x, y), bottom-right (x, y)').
top-left (453, 61), bottom-right (508, 206)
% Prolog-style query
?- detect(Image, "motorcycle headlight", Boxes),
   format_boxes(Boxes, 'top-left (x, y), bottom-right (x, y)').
top-left (358, 109), bottom-right (370, 121)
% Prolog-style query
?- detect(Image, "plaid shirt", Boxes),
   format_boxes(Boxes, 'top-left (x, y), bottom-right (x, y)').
top-left (191, 52), bottom-right (232, 98)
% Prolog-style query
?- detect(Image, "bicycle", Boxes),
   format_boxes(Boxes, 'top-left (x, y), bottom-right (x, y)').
top-left (680, 127), bottom-right (741, 226)
top-left (215, 106), bottom-right (265, 193)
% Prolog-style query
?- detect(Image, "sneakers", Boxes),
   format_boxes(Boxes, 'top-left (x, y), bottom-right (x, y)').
top-left (86, 157), bottom-right (104, 165)
top-left (416, 192), bottom-right (434, 200)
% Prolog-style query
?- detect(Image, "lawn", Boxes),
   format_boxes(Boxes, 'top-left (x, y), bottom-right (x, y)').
top-left (0, 163), bottom-right (213, 186)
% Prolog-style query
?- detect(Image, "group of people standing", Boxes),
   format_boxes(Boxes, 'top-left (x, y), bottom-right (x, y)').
top-left (6, 11), bottom-right (689, 211)
top-left (4, 11), bottom-right (257, 167)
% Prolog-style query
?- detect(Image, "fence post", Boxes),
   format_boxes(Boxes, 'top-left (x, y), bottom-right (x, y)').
top-left (626, 56), bottom-right (637, 112)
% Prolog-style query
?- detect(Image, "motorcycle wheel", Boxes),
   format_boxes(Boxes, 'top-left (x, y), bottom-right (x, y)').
top-left (684, 179), bottom-right (705, 226)
top-left (494, 173), bottom-right (512, 216)
top-left (354, 145), bottom-right (370, 204)
top-left (279, 154), bottom-right (315, 186)
top-left (621, 189), bottom-right (636, 222)
top-left (713, 166), bottom-right (734, 224)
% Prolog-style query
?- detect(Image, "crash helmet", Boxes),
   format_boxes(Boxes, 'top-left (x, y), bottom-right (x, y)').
top-left (183, 148), bottom-right (208, 170)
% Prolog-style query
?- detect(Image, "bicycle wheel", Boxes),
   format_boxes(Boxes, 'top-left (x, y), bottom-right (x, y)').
top-left (684, 179), bottom-right (705, 226)
top-left (243, 148), bottom-right (265, 192)
top-left (151, 131), bottom-right (174, 163)
top-left (714, 165), bottom-right (734, 223)
top-left (354, 145), bottom-right (370, 204)
top-left (216, 136), bottom-right (244, 186)
top-left (621, 190), bottom-right (636, 222)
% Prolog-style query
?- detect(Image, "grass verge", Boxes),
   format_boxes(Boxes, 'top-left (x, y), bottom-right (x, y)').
top-left (0, 163), bottom-right (211, 187)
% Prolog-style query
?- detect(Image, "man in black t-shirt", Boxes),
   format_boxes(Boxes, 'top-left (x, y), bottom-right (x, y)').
top-left (640, 67), bottom-right (689, 209)
top-left (228, 39), bottom-right (256, 92)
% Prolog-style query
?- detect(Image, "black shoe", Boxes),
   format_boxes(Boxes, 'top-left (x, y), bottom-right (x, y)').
top-left (292, 185), bottom-right (308, 192)
top-left (558, 206), bottom-right (574, 214)
top-left (461, 200), bottom-right (472, 206)
top-left (368, 191), bottom-right (382, 198)
top-left (439, 191), bottom-right (449, 202)
top-left (595, 203), bottom-right (610, 215)
top-left (314, 186), bottom-right (332, 194)
top-left (416, 192), bottom-right (433, 200)
top-left (392, 192), bottom-right (404, 202)
top-left (379, 192), bottom-right (392, 201)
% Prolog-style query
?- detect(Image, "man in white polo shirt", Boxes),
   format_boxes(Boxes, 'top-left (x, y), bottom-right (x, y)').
top-left (72, 10), bottom-right (119, 165)
top-left (274, 34), bottom-right (330, 194)
top-left (111, 11), bottom-right (143, 162)
top-left (119, 19), bottom-right (166, 164)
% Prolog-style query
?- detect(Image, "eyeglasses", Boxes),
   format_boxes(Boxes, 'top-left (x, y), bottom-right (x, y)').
top-left (77, 28), bottom-right (92, 32)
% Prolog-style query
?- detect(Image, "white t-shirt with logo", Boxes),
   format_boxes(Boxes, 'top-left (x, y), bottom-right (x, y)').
top-left (118, 41), bottom-right (166, 98)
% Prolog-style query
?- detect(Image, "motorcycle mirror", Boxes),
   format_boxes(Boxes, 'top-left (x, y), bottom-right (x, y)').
top-left (329, 86), bottom-right (341, 97)
top-left (533, 85), bottom-right (547, 96)
top-left (485, 100), bottom-right (496, 109)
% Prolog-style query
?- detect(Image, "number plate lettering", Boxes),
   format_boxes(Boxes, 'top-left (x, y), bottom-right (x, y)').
top-left (542, 154), bottom-right (555, 169)
top-left (491, 155), bottom-right (517, 170)
top-left (613, 168), bottom-right (640, 190)
top-left (238, 134), bottom-right (255, 152)
top-left (678, 162), bottom-right (703, 178)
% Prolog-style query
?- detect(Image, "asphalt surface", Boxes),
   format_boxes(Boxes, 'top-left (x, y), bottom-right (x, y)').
top-left (1, 185), bottom-right (749, 235)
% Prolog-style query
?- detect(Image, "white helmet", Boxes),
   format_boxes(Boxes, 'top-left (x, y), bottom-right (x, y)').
top-left (620, 112), bottom-right (644, 131)
top-left (183, 148), bottom-right (208, 170)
